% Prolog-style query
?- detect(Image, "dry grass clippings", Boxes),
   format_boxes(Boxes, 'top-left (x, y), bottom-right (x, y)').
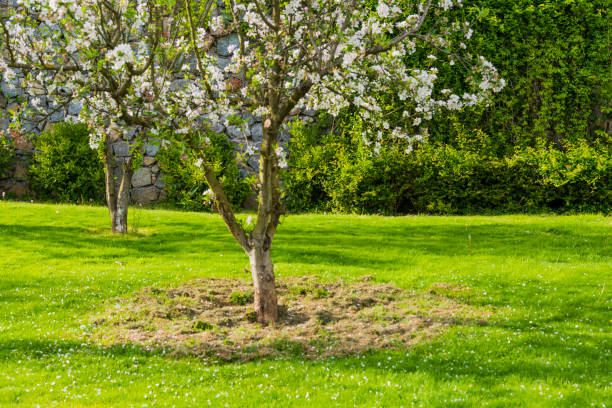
top-left (92, 277), bottom-right (492, 362)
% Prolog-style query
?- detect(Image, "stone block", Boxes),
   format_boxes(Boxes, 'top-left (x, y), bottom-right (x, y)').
top-left (210, 122), bottom-right (225, 134)
top-left (0, 117), bottom-right (9, 132)
top-left (1, 81), bottom-right (23, 98)
top-left (217, 33), bottom-right (240, 57)
top-left (227, 125), bottom-right (243, 140)
top-left (145, 143), bottom-right (160, 157)
top-left (217, 57), bottom-right (231, 71)
top-left (48, 110), bottom-right (64, 123)
top-left (30, 84), bottom-right (46, 95)
top-left (113, 141), bottom-right (130, 157)
top-left (6, 103), bottom-right (19, 115)
top-left (132, 186), bottom-right (159, 205)
top-left (280, 130), bottom-right (292, 143)
top-left (143, 156), bottom-right (156, 166)
top-left (154, 176), bottom-right (165, 189)
top-left (108, 126), bottom-right (122, 142)
top-left (131, 167), bottom-right (152, 188)
top-left (250, 123), bottom-right (263, 141)
top-left (11, 132), bottom-right (34, 150)
top-left (247, 155), bottom-right (260, 170)
top-left (14, 163), bottom-right (27, 181)
top-left (28, 95), bottom-right (47, 110)
top-left (170, 79), bottom-right (189, 92)
top-left (124, 127), bottom-right (138, 140)
top-left (68, 100), bottom-right (82, 116)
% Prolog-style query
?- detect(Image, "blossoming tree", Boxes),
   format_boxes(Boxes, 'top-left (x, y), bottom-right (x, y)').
top-left (0, 0), bottom-right (205, 233)
top-left (181, 0), bottom-right (505, 323)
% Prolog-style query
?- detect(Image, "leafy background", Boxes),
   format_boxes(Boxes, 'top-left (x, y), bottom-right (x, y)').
top-left (2, 0), bottom-right (610, 214)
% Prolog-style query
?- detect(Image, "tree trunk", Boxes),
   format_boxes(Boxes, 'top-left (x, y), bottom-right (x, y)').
top-left (104, 138), bottom-right (133, 234)
top-left (248, 246), bottom-right (278, 324)
top-left (109, 205), bottom-right (127, 234)
top-left (108, 167), bottom-right (132, 234)
top-left (194, 113), bottom-right (284, 324)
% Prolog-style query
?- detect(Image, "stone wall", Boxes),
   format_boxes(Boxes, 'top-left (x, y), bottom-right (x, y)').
top-left (0, 11), bottom-right (316, 205)
top-left (107, 129), bottom-right (167, 205)
top-left (0, 131), bottom-right (33, 198)
top-left (0, 108), bottom-right (315, 204)
top-left (0, 86), bottom-right (171, 203)
top-left (0, 68), bottom-right (315, 206)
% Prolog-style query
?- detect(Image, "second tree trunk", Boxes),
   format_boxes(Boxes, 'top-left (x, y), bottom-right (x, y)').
top-left (108, 173), bottom-right (131, 234)
top-left (104, 139), bottom-right (133, 234)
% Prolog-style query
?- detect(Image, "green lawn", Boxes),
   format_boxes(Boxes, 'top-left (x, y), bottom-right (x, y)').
top-left (0, 201), bottom-right (610, 407)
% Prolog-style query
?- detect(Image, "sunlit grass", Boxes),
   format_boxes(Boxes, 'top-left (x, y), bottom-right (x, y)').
top-left (0, 201), bottom-right (610, 407)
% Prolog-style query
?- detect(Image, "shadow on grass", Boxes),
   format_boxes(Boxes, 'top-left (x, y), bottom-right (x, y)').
top-left (0, 212), bottom-right (608, 406)
top-left (353, 327), bottom-right (609, 386)
top-left (1, 218), bottom-right (608, 269)
top-left (0, 316), bottom-right (606, 390)
top-left (0, 222), bottom-right (240, 261)
top-left (274, 223), bottom-right (609, 267)
top-left (0, 217), bottom-right (609, 323)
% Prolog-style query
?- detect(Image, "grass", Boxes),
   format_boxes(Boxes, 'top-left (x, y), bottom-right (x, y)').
top-left (0, 201), bottom-right (610, 407)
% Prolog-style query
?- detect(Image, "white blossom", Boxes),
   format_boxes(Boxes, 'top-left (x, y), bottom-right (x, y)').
top-left (377, 3), bottom-right (390, 18)
top-left (106, 43), bottom-right (135, 71)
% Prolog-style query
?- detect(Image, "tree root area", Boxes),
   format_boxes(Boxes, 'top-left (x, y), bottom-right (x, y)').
top-left (92, 277), bottom-right (491, 362)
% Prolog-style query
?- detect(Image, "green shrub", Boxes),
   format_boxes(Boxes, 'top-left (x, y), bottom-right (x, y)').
top-left (285, 0), bottom-right (612, 216)
top-left (509, 142), bottom-right (612, 212)
top-left (283, 114), bottom-right (337, 212)
top-left (29, 123), bottom-right (105, 203)
top-left (156, 132), bottom-right (253, 211)
top-left (285, 118), bottom-right (612, 214)
top-left (0, 137), bottom-right (14, 179)
top-left (430, 0), bottom-right (611, 151)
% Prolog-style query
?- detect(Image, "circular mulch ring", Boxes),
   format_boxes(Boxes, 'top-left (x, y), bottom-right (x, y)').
top-left (91, 276), bottom-right (491, 362)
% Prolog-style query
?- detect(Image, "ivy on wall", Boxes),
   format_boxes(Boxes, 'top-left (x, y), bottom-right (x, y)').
top-left (285, 0), bottom-right (612, 214)
top-left (431, 0), bottom-right (611, 152)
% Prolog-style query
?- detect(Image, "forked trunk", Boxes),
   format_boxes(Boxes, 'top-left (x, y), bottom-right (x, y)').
top-left (104, 138), bottom-right (133, 235)
top-left (248, 246), bottom-right (278, 324)
top-left (196, 115), bottom-right (284, 324)
top-left (110, 206), bottom-right (128, 234)
top-left (108, 171), bottom-right (131, 234)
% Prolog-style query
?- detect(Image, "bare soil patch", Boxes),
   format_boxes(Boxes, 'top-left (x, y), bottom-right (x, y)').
top-left (92, 277), bottom-right (492, 362)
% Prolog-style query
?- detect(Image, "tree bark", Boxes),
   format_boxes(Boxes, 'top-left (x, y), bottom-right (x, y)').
top-left (248, 245), bottom-right (278, 324)
top-left (104, 138), bottom-right (133, 235)
top-left (247, 122), bottom-right (283, 324)
top-left (194, 119), bottom-right (283, 324)
top-left (110, 165), bottom-right (132, 234)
